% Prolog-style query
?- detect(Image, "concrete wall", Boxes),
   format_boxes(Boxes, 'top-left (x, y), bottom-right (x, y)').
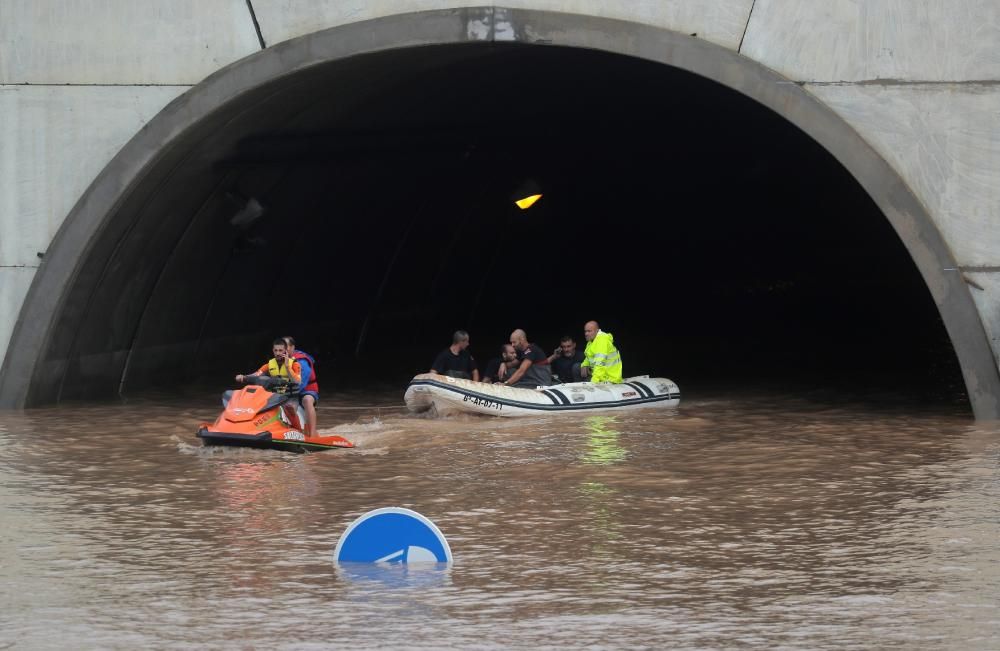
top-left (0, 85), bottom-right (186, 356)
top-left (0, 0), bottom-right (261, 84)
top-left (0, 0), bottom-right (261, 372)
top-left (740, 0), bottom-right (1000, 369)
top-left (2, 1), bottom-right (999, 407)
top-left (250, 0), bottom-right (755, 49)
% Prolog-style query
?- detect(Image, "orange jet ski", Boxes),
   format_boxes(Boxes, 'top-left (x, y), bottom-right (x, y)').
top-left (197, 376), bottom-right (353, 452)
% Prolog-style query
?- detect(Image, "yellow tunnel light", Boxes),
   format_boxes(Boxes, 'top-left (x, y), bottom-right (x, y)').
top-left (514, 193), bottom-right (542, 210)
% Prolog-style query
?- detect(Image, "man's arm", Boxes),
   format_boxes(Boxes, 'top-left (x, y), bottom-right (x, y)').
top-left (297, 358), bottom-right (312, 389)
top-left (288, 360), bottom-right (302, 384)
top-left (482, 359), bottom-right (497, 383)
top-left (236, 362), bottom-right (268, 382)
top-left (503, 358), bottom-right (533, 386)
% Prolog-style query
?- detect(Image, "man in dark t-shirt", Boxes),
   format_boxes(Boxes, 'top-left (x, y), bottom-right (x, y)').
top-left (548, 335), bottom-right (585, 384)
top-left (502, 329), bottom-right (552, 388)
top-left (482, 344), bottom-right (519, 383)
top-left (430, 330), bottom-right (480, 381)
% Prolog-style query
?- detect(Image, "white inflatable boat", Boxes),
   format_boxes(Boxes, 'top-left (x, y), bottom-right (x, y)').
top-left (404, 373), bottom-right (680, 417)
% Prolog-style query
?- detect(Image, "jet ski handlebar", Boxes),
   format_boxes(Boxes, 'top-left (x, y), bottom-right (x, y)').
top-left (242, 375), bottom-right (299, 394)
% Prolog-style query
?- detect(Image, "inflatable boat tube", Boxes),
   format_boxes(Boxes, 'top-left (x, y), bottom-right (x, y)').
top-left (404, 373), bottom-right (680, 417)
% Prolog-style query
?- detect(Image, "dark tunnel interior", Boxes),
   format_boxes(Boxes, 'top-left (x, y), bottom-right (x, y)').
top-left (41, 43), bottom-right (967, 409)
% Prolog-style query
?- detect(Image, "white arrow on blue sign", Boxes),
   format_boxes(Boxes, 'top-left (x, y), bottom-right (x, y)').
top-left (334, 507), bottom-right (453, 563)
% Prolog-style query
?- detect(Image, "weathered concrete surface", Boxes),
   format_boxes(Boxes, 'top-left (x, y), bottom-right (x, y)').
top-left (0, 84), bottom-right (186, 356)
top-left (251, 0), bottom-right (755, 50)
top-left (742, 0), bottom-right (1000, 374)
top-left (0, 268), bottom-right (34, 367)
top-left (0, 86), bottom-right (187, 267)
top-left (808, 84), bottom-right (1000, 268)
top-left (0, 0), bottom-right (260, 85)
top-left (743, 0), bottom-right (1000, 82)
top-left (965, 272), bottom-right (1000, 367)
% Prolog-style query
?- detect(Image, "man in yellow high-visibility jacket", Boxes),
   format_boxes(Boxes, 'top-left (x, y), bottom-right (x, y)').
top-left (580, 321), bottom-right (623, 383)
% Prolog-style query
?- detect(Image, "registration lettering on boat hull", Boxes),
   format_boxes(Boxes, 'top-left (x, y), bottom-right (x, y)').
top-left (462, 395), bottom-right (503, 411)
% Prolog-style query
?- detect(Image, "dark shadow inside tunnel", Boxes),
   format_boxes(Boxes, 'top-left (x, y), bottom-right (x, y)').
top-left (25, 43), bottom-right (970, 409)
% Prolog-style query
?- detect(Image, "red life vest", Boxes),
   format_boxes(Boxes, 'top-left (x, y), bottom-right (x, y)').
top-left (292, 351), bottom-right (319, 394)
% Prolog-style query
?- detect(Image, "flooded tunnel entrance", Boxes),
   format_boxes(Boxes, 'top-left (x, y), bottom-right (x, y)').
top-left (2, 10), bottom-right (994, 415)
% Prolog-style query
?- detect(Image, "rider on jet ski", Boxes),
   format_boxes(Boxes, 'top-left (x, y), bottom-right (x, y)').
top-left (235, 338), bottom-right (303, 395)
top-left (282, 336), bottom-right (320, 438)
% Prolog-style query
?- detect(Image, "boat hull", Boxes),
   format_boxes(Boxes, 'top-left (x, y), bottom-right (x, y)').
top-left (197, 428), bottom-right (353, 452)
top-left (404, 373), bottom-right (680, 417)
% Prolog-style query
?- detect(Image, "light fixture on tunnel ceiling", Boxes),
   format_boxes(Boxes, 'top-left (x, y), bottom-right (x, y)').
top-left (512, 179), bottom-right (543, 211)
top-left (228, 196), bottom-right (266, 227)
top-left (515, 194), bottom-right (542, 210)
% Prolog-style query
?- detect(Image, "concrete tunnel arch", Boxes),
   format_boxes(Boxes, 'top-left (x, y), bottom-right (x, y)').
top-left (1, 7), bottom-right (997, 418)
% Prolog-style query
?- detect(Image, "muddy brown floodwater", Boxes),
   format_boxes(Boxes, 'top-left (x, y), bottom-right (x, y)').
top-left (1, 388), bottom-right (998, 649)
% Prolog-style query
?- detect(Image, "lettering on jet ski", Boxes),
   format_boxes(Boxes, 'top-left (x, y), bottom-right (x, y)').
top-left (254, 414), bottom-right (277, 427)
top-left (282, 431), bottom-right (305, 441)
top-left (462, 395), bottom-right (503, 410)
top-left (622, 391), bottom-right (637, 398)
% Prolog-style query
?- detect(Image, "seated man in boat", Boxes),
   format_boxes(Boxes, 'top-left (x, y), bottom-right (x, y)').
top-left (235, 338), bottom-right (303, 389)
top-left (430, 330), bottom-right (480, 381)
top-left (580, 320), bottom-right (623, 383)
top-left (548, 335), bottom-right (585, 383)
top-left (502, 329), bottom-right (553, 388)
top-left (283, 336), bottom-right (319, 437)
top-left (482, 343), bottom-right (519, 384)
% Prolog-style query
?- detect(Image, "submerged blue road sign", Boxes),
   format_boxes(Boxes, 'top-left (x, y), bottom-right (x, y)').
top-left (334, 507), bottom-right (452, 563)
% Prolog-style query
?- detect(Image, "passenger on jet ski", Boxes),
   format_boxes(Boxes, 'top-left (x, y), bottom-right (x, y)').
top-left (282, 336), bottom-right (319, 437)
top-left (235, 338), bottom-right (302, 391)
